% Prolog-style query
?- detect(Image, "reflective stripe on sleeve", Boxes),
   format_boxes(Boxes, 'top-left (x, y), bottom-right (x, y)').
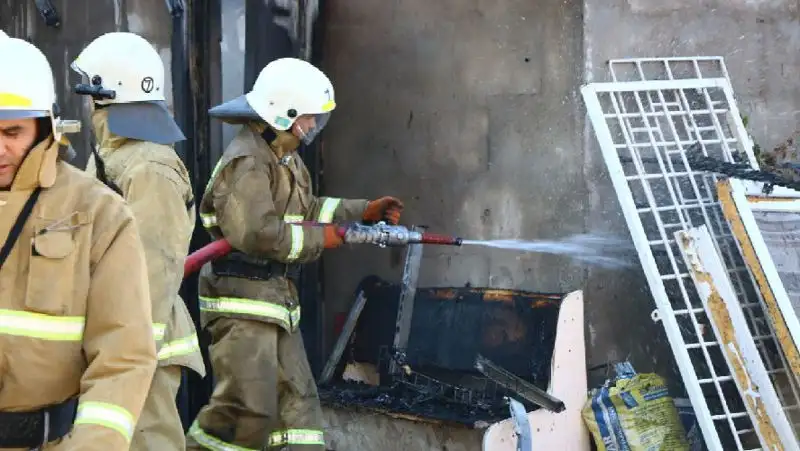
top-left (188, 420), bottom-right (259, 451)
top-left (153, 323), bottom-right (166, 342)
top-left (283, 214), bottom-right (304, 223)
top-left (0, 309), bottom-right (84, 341)
top-left (158, 333), bottom-right (201, 360)
top-left (199, 296), bottom-right (300, 331)
top-left (317, 198), bottom-right (341, 223)
top-left (286, 224), bottom-right (304, 261)
top-left (205, 159), bottom-right (225, 194)
top-left (74, 401), bottom-right (135, 443)
top-left (268, 429), bottom-right (325, 447)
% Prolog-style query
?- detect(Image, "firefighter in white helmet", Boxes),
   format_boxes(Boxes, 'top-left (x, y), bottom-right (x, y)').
top-left (0, 37), bottom-right (156, 450)
top-left (70, 31), bottom-right (206, 451)
top-left (186, 58), bottom-right (403, 450)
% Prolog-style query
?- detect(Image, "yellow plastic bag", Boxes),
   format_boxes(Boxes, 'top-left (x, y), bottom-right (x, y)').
top-left (582, 362), bottom-right (690, 451)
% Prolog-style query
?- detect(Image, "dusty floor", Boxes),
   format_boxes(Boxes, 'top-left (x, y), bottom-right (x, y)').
top-left (323, 406), bottom-right (484, 451)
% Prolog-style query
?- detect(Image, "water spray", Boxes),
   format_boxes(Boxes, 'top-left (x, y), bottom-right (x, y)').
top-left (460, 234), bottom-right (635, 269)
top-left (184, 222), bottom-right (632, 279)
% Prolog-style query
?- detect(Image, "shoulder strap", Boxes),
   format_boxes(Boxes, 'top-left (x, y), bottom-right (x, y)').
top-left (0, 187), bottom-right (43, 270)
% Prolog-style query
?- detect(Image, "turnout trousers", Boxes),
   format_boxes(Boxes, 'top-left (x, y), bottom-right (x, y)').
top-left (186, 317), bottom-right (325, 450)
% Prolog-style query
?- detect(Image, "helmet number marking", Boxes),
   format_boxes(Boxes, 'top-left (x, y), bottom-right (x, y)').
top-left (141, 77), bottom-right (155, 93)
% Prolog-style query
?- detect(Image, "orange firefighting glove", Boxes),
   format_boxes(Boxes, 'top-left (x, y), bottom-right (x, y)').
top-left (323, 225), bottom-right (344, 249)
top-left (363, 196), bottom-right (404, 225)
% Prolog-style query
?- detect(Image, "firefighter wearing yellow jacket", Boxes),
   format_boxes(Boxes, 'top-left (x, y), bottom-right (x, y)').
top-left (186, 58), bottom-right (403, 450)
top-left (0, 37), bottom-right (156, 449)
top-left (70, 32), bottom-right (206, 451)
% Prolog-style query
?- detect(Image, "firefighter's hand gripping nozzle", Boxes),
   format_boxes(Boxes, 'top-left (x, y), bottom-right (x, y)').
top-left (337, 222), bottom-right (463, 248)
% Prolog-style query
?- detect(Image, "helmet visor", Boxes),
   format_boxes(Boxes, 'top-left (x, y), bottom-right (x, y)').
top-left (0, 91), bottom-right (49, 119)
top-left (0, 109), bottom-right (49, 120)
top-left (296, 112), bottom-right (330, 145)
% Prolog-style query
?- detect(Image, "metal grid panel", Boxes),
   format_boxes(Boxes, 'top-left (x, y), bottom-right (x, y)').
top-left (581, 76), bottom-right (800, 450)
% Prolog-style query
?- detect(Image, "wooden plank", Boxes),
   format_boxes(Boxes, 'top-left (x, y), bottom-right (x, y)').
top-left (319, 290), bottom-right (368, 385)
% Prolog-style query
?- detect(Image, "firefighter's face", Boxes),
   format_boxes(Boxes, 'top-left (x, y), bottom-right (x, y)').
top-left (291, 115), bottom-right (317, 137)
top-left (290, 113), bottom-right (330, 145)
top-left (0, 118), bottom-right (37, 189)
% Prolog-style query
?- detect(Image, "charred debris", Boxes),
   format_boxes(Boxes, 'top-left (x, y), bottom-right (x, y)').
top-left (317, 275), bottom-right (565, 427)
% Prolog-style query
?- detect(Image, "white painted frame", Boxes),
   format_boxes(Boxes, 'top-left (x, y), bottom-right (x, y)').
top-left (676, 225), bottom-right (798, 449)
top-left (582, 75), bottom-right (800, 450)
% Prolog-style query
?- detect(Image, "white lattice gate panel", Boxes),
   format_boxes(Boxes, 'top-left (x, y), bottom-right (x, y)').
top-left (581, 77), bottom-right (800, 451)
top-left (608, 57), bottom-right (731, 84)
top-left (607, 56), bottom-right (800, 199)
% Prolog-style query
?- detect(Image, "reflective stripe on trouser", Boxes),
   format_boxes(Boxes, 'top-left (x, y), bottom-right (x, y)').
top-left (74, 401), bottom-right (136, 443)
top-left (186, 318), bottom-right (325, 450)
top-left (200, 214), bottom-right (304, 262)
top-left (130, 366), bottom-right (185, 451)
top-left (199, 296), bottom-right (301, 332)
top-left (268, 429), bottom-right (325, 448)
top-left (187, 421), bottom-right (259, 451)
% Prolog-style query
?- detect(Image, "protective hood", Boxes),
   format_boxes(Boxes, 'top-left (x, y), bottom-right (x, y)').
top-left (11, 136), bottom-right (59, 190)
top-left (102, 101), bottom-right (186, 145)
top-left (249, 121), bottom-right (301, 158)
top-left (57, 135), bottom-right (77, 162)
top-left (91, 108), bottom-right (129, 153)
top-left (208, 95), bottom-right (261, 124)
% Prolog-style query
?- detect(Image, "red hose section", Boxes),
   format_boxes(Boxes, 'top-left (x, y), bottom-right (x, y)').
top-left (420, 232), bottom-right (463, 246)
top-left (183, 239), bottom-right (233, 278)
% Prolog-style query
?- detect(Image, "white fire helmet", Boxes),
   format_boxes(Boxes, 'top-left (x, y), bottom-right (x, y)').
top-left (71, 31), bottom-right (185, 145)
top-left (209, 58), bottom-right (336, 145)
top-left (0, 37), bottom-right (74, 142)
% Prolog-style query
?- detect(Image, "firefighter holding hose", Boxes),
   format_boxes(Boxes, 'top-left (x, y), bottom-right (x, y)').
top-left (70, 32), bottom-right (206, 451)
top-left (186, 57), bottom-right (403, 450)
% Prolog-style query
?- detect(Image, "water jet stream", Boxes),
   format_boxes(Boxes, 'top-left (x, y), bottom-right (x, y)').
top-left (460, 234), bottom-right (634, 269)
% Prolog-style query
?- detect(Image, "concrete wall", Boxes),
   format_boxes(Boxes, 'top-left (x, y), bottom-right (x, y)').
top-left (319, 0), bottom-right (800, 395)
top-left (0, 0), bottom-right (173, 168)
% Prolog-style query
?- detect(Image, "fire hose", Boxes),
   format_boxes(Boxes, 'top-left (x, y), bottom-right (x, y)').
top-left (184, 222), bottom-right (463, 278)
